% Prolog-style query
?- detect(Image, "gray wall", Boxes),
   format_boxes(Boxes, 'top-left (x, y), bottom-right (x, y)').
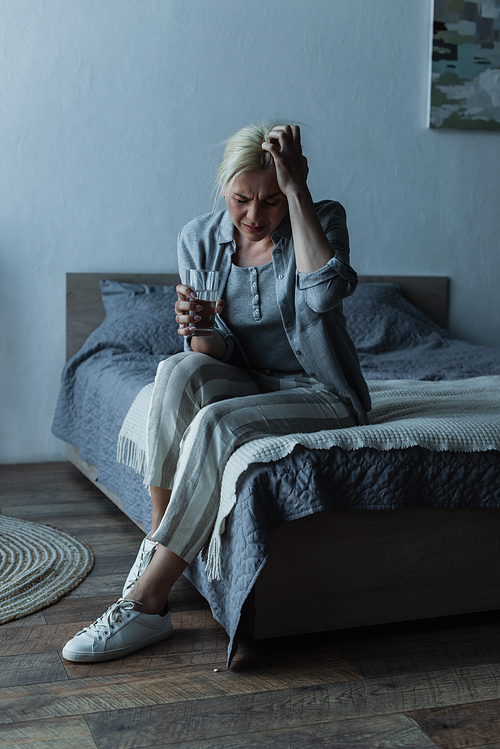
top-left (1, 0), bottom-right (499, 463)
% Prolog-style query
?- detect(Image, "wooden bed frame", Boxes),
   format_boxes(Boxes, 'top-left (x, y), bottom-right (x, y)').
top-left (65, 272), bottom-right (500, 640)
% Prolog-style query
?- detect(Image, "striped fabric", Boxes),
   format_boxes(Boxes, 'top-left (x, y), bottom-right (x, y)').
top-left (140, 352), bottom-right (356, 564)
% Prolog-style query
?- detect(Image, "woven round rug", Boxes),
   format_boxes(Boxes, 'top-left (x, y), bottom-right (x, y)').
top-left (0, 515), bottom-right (94, 625)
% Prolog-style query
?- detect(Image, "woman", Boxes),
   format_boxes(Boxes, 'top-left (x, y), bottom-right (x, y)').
top-left (62, 123), bottom-right (371, 662)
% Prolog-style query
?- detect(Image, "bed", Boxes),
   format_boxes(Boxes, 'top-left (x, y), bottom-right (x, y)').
top-left (53, 272), bottom-right (500, 665)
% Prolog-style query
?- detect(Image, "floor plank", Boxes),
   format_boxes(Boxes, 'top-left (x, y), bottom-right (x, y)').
top-left (337, 629), bottom-right (500, 678)
top-left (0, 654), bottom-right (364, 727)
top-left (0, 497), bottom-right (118, 516)
top-left (0, 462), bottom-right (86, 486)
top-left (408, 699), bottom-right (500, 748)
top-left (0, 715), bottom-right (97, 748)
top-left (84, 663), bottom-right (500, 748)
top-left (86, 555), bottom-right (137, 577)
top-left (63, 574), bottom-right (140, 600)
top-left (146, 713), bottom-right (438, 749)
top-left (0, 652), bottom-right (68, 688)
top-left (25, 513), bottom-right (141, 533)
top-left (0, 622), bottom-right (100, 657)
top-left (0, 611), bottom-right (47, 629)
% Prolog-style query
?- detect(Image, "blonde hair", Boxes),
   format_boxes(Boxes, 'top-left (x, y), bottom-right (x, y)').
top-left (216, 122), bottom-right (282, 199)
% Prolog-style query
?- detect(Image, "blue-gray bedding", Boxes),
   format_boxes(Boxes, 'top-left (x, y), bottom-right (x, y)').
top-left (346, 283), bottom-right (500, 379)
top-left (52, 281), bottom-right (500, 664)
top-left (52, 287), bottom-right (183, 528)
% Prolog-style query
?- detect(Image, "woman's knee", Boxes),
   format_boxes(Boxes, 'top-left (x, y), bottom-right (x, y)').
top-left (155, 352), bottom-right (213, 397)
top-left (188, 399), bottom-right (245, 444)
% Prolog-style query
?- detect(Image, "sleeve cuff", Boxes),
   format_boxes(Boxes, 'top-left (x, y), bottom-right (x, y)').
top-left (297, 256), bottom-right (357, 289)
top-left (218, 333), bottom-right (234, 363)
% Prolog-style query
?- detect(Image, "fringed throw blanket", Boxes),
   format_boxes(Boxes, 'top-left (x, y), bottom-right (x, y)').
top-left (117, 382), bottom-right (154, 479)
top-left (117, 375), bottom-right (500, 581)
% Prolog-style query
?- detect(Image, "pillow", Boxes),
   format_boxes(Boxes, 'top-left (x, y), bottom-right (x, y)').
top-left (88, 284), bottom-right (183, 356)
top-left (99, 279), bottom-right (178, 313)
top-left (344, 283), bottom-right (449, 354)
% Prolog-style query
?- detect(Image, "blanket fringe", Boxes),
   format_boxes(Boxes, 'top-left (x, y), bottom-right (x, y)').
top-left (117, 436), bottom-right (147, 476)
top-left (205, 533), bottom-right (223, 582)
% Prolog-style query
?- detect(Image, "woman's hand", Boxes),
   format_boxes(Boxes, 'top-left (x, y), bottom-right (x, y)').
top-left (261, 124), bottom-right (309, 197)
top-left (263, 125), bottom-right (335, 273)
top-left (175, 284), bottom-right (227, 358)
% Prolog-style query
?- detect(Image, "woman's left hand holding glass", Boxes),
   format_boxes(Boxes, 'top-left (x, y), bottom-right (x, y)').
top-left (175, 284), bottom-right (227, 359)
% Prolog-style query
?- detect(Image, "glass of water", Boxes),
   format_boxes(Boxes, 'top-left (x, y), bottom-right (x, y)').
top-left (186, 269), bottom-right (219, 337)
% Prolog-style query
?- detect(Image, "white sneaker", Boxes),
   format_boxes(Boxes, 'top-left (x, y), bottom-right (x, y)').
top-left (61, 598), bottom-right (173, 662)
top-left (122, 536), bottom-right (159, 597)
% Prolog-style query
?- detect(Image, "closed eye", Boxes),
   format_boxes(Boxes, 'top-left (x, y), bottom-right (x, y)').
top-left (233, 198), bottom-right (277, 206)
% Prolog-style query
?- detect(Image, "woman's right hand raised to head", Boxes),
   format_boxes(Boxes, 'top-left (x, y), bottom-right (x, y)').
top-left (175, 284), bottom-right (227, 358)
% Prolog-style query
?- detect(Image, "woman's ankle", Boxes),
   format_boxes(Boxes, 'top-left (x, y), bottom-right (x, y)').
top-left (125, 543), bottom-right (187, 615)
top-left (125, 586), bottom-right (167, 615)
top-left (131, 599), bottom-right (167, 615)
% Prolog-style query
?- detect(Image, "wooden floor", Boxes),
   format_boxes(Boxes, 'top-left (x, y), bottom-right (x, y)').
top-left (1, 464), bottom-right (500, 749)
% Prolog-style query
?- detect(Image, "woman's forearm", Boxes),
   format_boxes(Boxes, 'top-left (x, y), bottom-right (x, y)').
top-left (286, 186), bottom-right (335, 273)
top-left (261, 125), bottom-right (334, 274)
top-left (189, 329), bottom-right (227, 359)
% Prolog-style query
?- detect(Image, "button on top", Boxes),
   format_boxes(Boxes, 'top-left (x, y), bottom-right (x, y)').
top-left (278, 274), bottom-right (284, 280)
top-left (286, 321), bottom-right (293, 328)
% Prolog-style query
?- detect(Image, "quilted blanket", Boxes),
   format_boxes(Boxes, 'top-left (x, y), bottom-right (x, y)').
top-left (205, 376), bottom-right (500, 580)
top-left (117, 376), bottom-right (500, 580)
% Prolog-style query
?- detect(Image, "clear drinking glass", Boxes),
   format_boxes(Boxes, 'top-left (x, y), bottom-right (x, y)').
top-left (186, 269), bottom-right (219, 338)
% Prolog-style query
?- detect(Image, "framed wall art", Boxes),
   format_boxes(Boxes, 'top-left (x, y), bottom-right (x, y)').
top-left (429, 0), bottom-right (500, 129)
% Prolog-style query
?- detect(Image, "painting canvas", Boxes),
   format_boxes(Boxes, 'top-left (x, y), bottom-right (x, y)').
top-left (430, 0), bottom-right (500, 129)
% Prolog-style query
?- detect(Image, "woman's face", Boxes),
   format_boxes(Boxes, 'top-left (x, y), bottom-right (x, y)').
top-left (225, 170), bottom-right (288, 246)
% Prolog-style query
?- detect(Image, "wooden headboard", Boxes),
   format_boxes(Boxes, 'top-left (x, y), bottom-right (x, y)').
top-left (66, 273), bottom-right (450, 360)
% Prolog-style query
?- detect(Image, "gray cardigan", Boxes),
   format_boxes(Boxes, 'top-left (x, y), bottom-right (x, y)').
top-left (178, 200), bottom-right (371, 425)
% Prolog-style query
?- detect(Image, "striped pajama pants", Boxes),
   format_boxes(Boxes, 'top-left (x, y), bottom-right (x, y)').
top-left (144, 352), bottom-right (357, 563)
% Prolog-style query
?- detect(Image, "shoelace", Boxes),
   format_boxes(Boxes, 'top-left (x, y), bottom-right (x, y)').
top-left (126, 541), bottom-right (157, 590)
top-left (141, 542), bottom-right (157, 568)
top-left (76, 598), bottom-right (141, 648)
